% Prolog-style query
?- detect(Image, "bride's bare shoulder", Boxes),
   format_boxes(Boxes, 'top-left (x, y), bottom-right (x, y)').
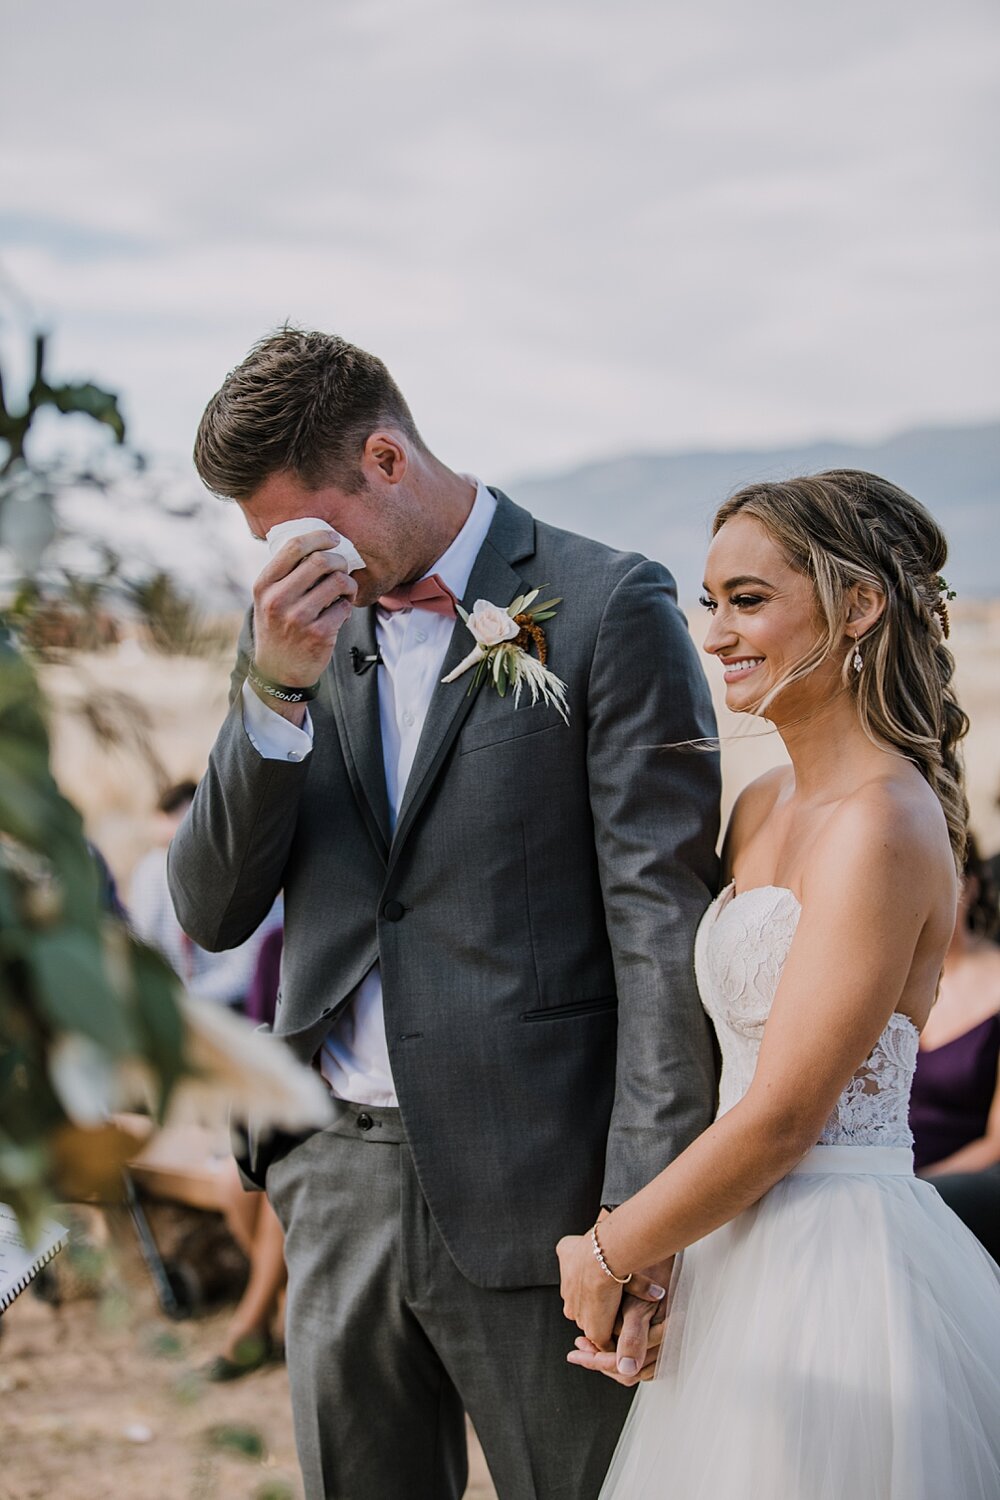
top-left (805, 769), bottom-right (954, 910)
top-left (722, 766), bottom-right (792, 870)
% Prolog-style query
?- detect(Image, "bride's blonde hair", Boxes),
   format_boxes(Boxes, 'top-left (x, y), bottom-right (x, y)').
top-left (713, 470), bottom-right (969, 868)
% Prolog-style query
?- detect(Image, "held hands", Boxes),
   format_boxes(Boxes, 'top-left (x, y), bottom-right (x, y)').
top-left (556, 1219), bottom-right (671, 1387)
top-left (566, 1274), bottom-right (671, 1387)
top-left (252, 531), bottom-right (357, 711)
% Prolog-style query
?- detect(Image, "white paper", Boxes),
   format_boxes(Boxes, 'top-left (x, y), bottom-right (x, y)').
top-left (265, 517), bottom-right (365, 574)
top-left (0, 1202), bottom-right (68, 1311)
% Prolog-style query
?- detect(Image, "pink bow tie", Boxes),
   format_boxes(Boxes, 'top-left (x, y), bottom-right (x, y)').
top-left (377, 573), bottom-right (458, 619)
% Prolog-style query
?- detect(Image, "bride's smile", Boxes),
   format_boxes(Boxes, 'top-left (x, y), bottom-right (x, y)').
top-left (699, 511), bottom-right (839, 718)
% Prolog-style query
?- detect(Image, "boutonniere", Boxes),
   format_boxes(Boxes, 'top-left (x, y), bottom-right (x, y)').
top-left (442, 589), bottom-right (569, 722)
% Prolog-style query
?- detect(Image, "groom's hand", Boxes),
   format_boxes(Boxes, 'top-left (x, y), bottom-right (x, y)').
top-left (565, 1254), bottom-right (674, 1387)
top-left (613, 1256), bottom-right (673, 1376)
top-left (251, 531), bottom-right (357, 720)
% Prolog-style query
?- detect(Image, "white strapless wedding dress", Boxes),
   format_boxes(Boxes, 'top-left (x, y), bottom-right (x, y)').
top-left (599, 884), bottom-right (1000, 1500)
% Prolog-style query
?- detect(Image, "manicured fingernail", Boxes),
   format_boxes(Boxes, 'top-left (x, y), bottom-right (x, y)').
top-left (649, 1284), bottom-right (666, 1299)
top-left (617, 1357), bottom-right (639, 1375)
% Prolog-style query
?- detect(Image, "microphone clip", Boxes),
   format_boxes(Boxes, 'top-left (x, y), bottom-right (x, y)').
top-left (351, 646), bottom-right (383, 676)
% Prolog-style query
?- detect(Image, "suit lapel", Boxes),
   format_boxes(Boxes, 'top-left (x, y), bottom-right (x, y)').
top-left (389, 491), bottom-right (535, 869)
top-left (329, 605), bottom-right (392, 860)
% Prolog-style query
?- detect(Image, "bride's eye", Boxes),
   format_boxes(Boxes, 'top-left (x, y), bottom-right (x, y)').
top-left (699, 595), bottom-right (717, 612)
top-left (731, 593), bottom-right (765, 610)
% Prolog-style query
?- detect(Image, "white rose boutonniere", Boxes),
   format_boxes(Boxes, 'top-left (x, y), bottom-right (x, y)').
top-left (442, 589), bottom-right (569, 723)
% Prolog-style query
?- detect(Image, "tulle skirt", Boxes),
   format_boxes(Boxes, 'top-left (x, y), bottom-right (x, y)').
top-left (599, 1146), bottom-right (1000, 1500)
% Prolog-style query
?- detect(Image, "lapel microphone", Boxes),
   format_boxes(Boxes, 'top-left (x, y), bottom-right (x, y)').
top-left (351, 645), bottom-right (383, 676)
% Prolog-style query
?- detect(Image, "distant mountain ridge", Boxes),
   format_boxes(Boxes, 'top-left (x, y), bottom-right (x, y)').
top-left (510, 421), bottom-right (1000, 600)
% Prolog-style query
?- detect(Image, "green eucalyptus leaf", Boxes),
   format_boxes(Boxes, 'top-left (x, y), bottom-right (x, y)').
top-left (29, 928), bottom-right (137, 1053)
top-left (127, 939), bottom-right (188, 1114)
top-left (41, 381), bottom-right (126, 445)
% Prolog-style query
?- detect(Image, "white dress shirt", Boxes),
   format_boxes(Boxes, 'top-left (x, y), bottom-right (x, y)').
top-left (241, 478), bottom-right (497, 1104)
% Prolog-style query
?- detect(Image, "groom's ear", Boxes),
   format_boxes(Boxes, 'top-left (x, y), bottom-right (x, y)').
top-left (363, 431), bottom-right (408, 485)
top-left (844, 580), bottom-right (886, 638)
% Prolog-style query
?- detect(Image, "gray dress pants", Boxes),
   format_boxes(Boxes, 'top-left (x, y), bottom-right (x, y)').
top-left (266, 1098), bottom-right (634, 1500)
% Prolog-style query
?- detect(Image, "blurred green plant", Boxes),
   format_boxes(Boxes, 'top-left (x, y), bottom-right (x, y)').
top-left (0, 332), bottom-right (125, 476)
top-left (254, 1481), bottom-right (297, 1500)
top-left (124, 570), bottom-right (234, 657)
top-left (0, 330), bottom-right (230, 659)
top-left (7, 549), bottom-right (123, 658)
top-left (203, 1423), bottom-right (267, 1460)
top-left (0, 330), bottom-right (190, 1227)
top-left (0, 632), bottom-right (188, 1228)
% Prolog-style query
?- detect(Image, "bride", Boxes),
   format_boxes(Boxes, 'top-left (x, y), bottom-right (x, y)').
top-left (557, 470), bottom-right (1000, 1498)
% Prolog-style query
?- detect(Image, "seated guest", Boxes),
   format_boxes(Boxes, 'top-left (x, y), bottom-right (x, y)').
top-left (911, 834), bottom-right (1000, 1259)
top-left (128, 877), bottom-right (289, 1377)
top-left (129, 780), bottom-right (279, 1010)
top-left (205, 924), bottom-right (287, 1379)
top-left (245, 925), bottom-right (283, 1027)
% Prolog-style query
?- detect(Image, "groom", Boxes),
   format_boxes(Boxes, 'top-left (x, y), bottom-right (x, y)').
top-left (169, 328), bottom-right (720, 1499)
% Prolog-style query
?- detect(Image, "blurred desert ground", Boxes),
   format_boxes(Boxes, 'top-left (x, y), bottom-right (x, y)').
top-left (41, 599), bottom-right (1000, 885)
top-left (0, 1255), bottom-right (497, 1500)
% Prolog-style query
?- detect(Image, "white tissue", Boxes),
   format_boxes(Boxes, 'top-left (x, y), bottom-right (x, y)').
top-left (265, 517), bottom-right (365, 573)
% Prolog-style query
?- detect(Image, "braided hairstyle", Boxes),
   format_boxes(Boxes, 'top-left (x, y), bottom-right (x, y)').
top-left (713, 470), bottom-right (969, 869)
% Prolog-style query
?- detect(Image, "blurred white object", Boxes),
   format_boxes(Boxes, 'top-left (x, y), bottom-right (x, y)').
top-left (122, 1424), bottom-right (154, 1444)
top-left (164, 994), bottom-right (334, 1132)
top-left (0, 463), bottom-right (58, 573)
top-left (265, 517), bottom-right (364, 574)
top-left (49, 994), bottom-right (334, 1135)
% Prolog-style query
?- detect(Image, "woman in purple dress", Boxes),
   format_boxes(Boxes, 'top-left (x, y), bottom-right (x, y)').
top-left (910, 834), bottom-right (1000, 1257)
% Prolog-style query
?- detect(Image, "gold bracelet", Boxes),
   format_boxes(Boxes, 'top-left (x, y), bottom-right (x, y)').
top-left (590, 1220), bottom-right (631, 1285)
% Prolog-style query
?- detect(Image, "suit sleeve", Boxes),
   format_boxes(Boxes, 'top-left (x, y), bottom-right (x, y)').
top-left (167, 608), bottom-right (308, 951)
top-left (586, 558), bottom-right (720, 1206)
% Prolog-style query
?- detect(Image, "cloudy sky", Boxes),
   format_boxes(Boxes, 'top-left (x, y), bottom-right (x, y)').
top-left (2, 0), bottom-right (998, 481)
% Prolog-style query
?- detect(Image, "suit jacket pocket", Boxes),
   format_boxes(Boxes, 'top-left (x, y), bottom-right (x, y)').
top-left (520, 995), bottom-right (617, 1023)
top-left (459, 704), bottom-right (567, 755)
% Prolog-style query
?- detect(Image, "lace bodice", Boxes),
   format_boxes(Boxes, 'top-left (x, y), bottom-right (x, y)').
top-left (695, 883), bottom-right (917, 1149)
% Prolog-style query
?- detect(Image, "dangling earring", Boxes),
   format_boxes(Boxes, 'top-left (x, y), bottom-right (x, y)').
top-left (852, 637), bottom-right (863, 674)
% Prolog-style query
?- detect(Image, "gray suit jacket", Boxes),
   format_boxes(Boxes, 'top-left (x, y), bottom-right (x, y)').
top-left (168, 490), bottom-right (720, 1287)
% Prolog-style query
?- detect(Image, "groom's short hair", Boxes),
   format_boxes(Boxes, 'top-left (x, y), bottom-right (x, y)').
top-left (194, 327), bottom-right (422, 500)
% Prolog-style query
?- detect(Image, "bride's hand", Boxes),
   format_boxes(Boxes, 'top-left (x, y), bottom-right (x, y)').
top-left (557, 1234), bottom-right (666, 1352)
top-left (557, 1233), bottom-right (624, 1349)
top-left (563, 1254), bottom-right (672, 1385)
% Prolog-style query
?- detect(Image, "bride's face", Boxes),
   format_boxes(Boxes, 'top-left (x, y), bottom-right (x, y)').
top-left (701, 514), bottom-right (838, 720)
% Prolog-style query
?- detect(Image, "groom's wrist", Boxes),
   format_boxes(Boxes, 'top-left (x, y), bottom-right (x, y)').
top-left (247, 659), bottom-right (321, 705)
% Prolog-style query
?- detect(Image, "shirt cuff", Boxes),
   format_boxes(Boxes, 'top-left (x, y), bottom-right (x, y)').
top-left (241, 678), bottom-right (314, 762)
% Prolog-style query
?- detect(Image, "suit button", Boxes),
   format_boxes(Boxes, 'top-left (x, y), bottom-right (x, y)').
top-left (382, 899), bottom-right (405, 922)
top-left (356, 1112), bottom-right (374, 1132)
